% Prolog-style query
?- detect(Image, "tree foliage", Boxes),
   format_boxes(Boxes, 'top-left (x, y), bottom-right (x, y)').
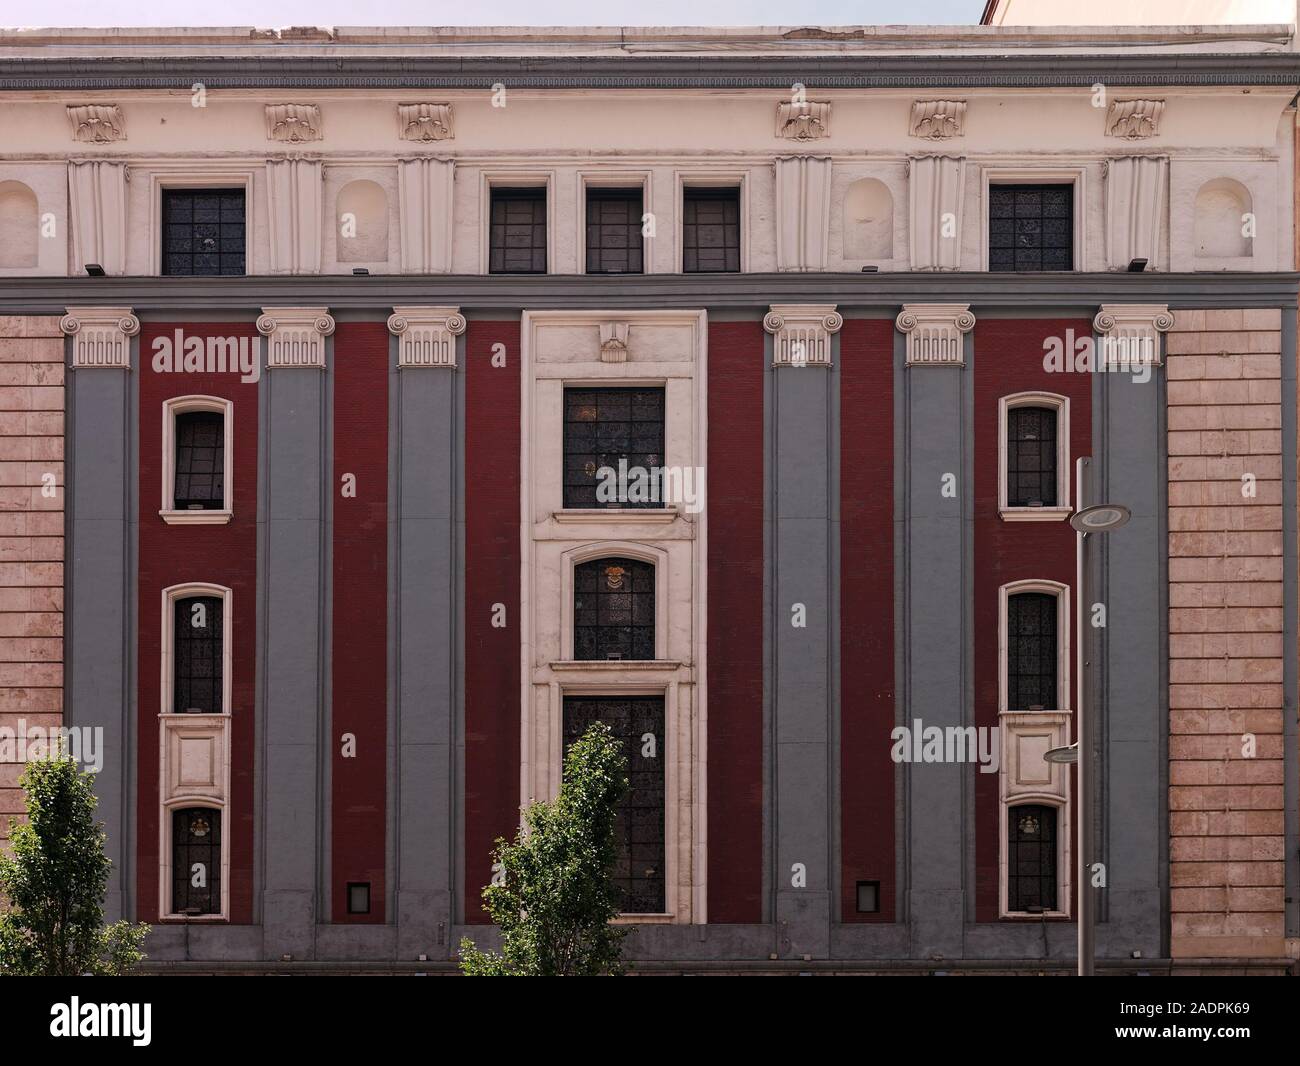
top-left (0, 753), bottom-right (149, 976)
top-left (460, 722), bottom-right (628, 976)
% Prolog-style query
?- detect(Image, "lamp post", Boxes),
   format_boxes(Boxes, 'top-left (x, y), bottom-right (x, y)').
top-left (1065, 456), bottom-right (1130, 978)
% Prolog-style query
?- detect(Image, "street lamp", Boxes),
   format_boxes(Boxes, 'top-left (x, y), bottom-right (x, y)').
top-left (1065, 458), bottom-right (1129, 977)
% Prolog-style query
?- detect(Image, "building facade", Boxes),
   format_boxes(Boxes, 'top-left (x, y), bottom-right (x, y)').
top-left (0, 23), bottom-right (1297, 972)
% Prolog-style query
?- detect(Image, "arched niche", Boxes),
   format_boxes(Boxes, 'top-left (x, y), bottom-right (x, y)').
top-left (1193, 177), bottom-right (1252, 260)
top-left (336, 179), bottom-right (389, 263)
top-left (843, 177), bottom-right (893, 261)
top-left (0, 181), bottom-right (39, 268)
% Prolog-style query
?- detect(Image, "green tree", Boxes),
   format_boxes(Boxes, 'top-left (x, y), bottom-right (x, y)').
top-left (460, 721), bottom-right (628, 976)
top-left (0, 752), bottom-right (149, 976)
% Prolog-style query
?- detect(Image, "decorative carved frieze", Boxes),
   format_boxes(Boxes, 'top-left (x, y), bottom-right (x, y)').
top-left (256, 307), bottom-right (334, 369)
top-left (1106, 99), bottom-right (1164, 140)
top-left (1093, 303), bottom-right (1172, 369)
top-left (67, 104), bottom-right (126, 143)
top-left (265, 103), bottom-right (322, 143)
top-left (599, 321), bottom-right (630, 363)
top-left (896, 303), bottom-right (975, 366)
top-left (68, 160), bottom-right (128, 275)
top-left (398, 103), bottom-right (454, 142)
top-left (1104, 155), bottom-right (1167, 270)
top-left (387, 306), bottom-right (465, 368)
top-left (397, 158), bottom-right (455, 274)
top-left (60, 306), bottom-right (140, 369)
top-left (775, 100), bottom-right (831, 141)
top-left (764, 304), bottom-right (842, 367)
top-left (910, 100), bottom-right (966, 140)
top-left (908, 155), bottom-right (966, 271)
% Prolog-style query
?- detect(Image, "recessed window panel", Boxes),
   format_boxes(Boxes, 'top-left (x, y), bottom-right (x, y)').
top-left (162, 189), bottom-right (246, 276)
top-left (1008, 804), bottom-right (1057, 912)
top-left (172, 807), bottom-right (222, 915)
top-left (489, 187), bottom-right (547, 274)
top-left (585, 187), bottom-right (644, 274)
top-left (174, 411), bottom-right (225, 510)
top-left (574, 557), bottom-right (655, 661)
top-left (563, 387), bottom-right (664, 509)
top-left (683, 187), bottom-right (741, 273)
top-left (989, 183), bottom-right (1073, 272)
top-left (174, 595), bottom-right (223, 714)
top-left (1006, 405), bottom-right (1057, 507)
top-left (1007, 592), bottom-right (1058, 711)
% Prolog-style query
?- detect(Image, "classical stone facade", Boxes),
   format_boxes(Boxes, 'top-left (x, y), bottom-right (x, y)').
top-left (0, 23), bottom-right (1295, 974)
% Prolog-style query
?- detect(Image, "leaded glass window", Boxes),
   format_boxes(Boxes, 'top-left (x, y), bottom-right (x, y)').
top-left (162, 189), bottom-right (246, 276)
top-left (1007, 591), bottom-right (1058, 711)
top-left (563, 387), bottom-right (664, 509)
top-left (585, 187), bottom-right (644, 274)
top-left (563, 696), bottom-right (665, 914)
top-left (1008, 804), bottom-right (1058, 912)
top-left (174, 595), bottom-right (223, 713)
top-left (574, 557), bottom-right (655, 661)
top-left (172, 807), bottom-right (222, 915)
top-left (683, 187), bottom-right (741, 273)
top-left (989, 183), bottom-right (1073, 272)
top-left (1006, 405), bottom-right (1057, 507)
top-left (489, 187), bottom-right (547, 274)
top-left (174, 411), bottom-right (225, 510)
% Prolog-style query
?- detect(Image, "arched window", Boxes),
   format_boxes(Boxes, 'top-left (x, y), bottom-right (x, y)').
top-left (171, 807), bottom-right (222, 915)
top-left (173, 594), bottom-right (224, 713)
top-left (161, 396), bottom-right (233, 523)
top-left (1007, 803), bottom-right (1058, 913)
top-left (574, 557), bottom-right (655, 660)
top-left (1007, 591), bottom-right (1058, 711)
top-left (0, 180), bottom-right (39, 269)
top-left (999, 392), bottom-right (1069, 519)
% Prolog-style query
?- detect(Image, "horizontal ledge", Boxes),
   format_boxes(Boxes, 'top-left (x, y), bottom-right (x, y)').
top-left (999, 507), bottom-right (1072, 523)
top-left (548, 659), bottom-right (685, 671)
top-left (1, 272), bottom-right (1296, 313)
top-left (550, 507), bottom-right (682, 524)
top-left (159, 509), bottom-right (233, 525)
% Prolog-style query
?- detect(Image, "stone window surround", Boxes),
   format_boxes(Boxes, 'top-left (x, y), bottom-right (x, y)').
top-left (145, 166), bottom-right (259, 277)
top-left (577, 169), bottom-right (654, 276)
top-left (477, 169), bottom-right (557, 275)
top-left (674, 169), bottom-right (750, 275)
top-left (159, 395), bottom-right (234, 525)
top-left (158, 581), bottom-right (233, 921)
top-left (980, 165), bottom-right (1088, 273)
top-left (997, 391), bottom-right (1071, 522)
top-left (998, 578), bottom-right (1071, 715)
top-left (999, 792), bottom-right (1071, 920)
top-left (556, 540), bottom-right (670, 666)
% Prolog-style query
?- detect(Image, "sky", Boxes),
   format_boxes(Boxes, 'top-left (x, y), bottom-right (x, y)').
top-left (7, 0), bottom-right (987, 28)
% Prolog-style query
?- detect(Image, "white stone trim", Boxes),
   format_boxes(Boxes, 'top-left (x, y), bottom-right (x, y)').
top-left (998, 391), bottom-right (1071, 522)
top-left (387, 305), bottom-right (465, 368)
top-left (980, 165), bottom-right (1088, 272)
top-left (398, 156), bottom-right (455, 274)
top-left (559, 541), bottom-right (670, 664)
top-left (159, 395), bottom-right (234, 524)
top-left (68, 160), bottom-right (129, 275)
top-left (60, 305), bottom-right (139, 369)
top-left (1093, 303), bottom-right (1172, 369)
top-left (774, 155), bottom-right (832, 272)
top-left (478, 170), bottom-right (556, 276)
top-left (1104, 156), bottom-right (1167, 271)
top-left (256, 306), bottom-right (334, 369)
top-left (998, 579), bottom-right (1071, 715)
top-left (896, 303), bottom-right (974, 367)
top-left (161, 582), bottom-right (233, 718)
top-left (764, 303), bottom-right (842, 367)
top-left (909, 154), bottom-right (966, 271)
top-left (146, 167), bottom-right (257, 277)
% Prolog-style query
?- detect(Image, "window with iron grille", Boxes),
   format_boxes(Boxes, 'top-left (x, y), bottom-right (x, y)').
top-left (174, 595), bottom-right (223, 713)
top-left (683, 187), bottom-right (741, 273)
top-left (585, 187), bottom-right (644, 274)
top-left (988, 183), bottom-right (1073, 272)
top-left (574, 557), bottom-right (655, 661)
top-left (172, 807), bottom-right (222, 915)
top-left (1006, 405), bottom-right (1057, 507)
top-left (1007, 591), bottom-right (1058, 711)
top-left (489, 187), bottom-right (547, 274)
top-left (161, 189), bottom-right (246, 276)
top-left (563, 696), bottom-right (665, 914)
top-left (174, 411), bottom-right (225, 510)
top-left (563, 387), bottom-right (664, 509)
top-left (1008, 804), bottom-right (1058, 912)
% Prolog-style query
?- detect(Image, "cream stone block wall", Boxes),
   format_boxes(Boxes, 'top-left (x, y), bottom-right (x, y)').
top-left (0, 316), bottom-right (63, 849)
top-left (520, 309), bottom-right (707, 923)
top-left (0, 164), bottom-right (67, 277)
top-left (1166, 307), bottom-right (1286, 959)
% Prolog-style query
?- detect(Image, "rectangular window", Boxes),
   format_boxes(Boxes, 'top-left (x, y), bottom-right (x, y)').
top-left (1007, 592), bottom-right (1058, 711)
top-left (563, 387), bottom-right (665, 509)
top-left (563, 696), bottom-right (665, 914)
top-left (585, 187), bottom-right (644, 274)
top-left (174, 596), bottom-right (224, 713)
top-left (172, 807), bottom-right (222, 915)
top-left (347, 882), bottom-right (371, 915)
top-left (683, 187), bottom-right (741, 273)
top-left (574, 557), bottom-right (656, 661)
top-left (1006, 406), bottom-right (1057, 507)
top-left (161, 188), bottom-right (246, 276)
top-left (489, 187), bottom-right (547, 274)
top-left (1008, 804), bottom-right (1058, 912)
top-left (988, 184), bottom-right (1073, 272)
top-left (174, 411), bottom-right (225, 510)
